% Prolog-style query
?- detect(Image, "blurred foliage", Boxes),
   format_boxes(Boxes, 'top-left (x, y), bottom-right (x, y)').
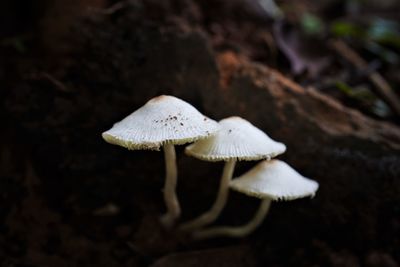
top-left (0, 36), bottom-right (26, 53)
top-left (301, 13), bottom-right (324, 35)
top-left (336, 82), bottom-right (391, 117)
top-left (331, 19), bottom-right (400, 49)
top-left (331, 22), bottom-right (364, 39)
top-left (365, 42), bottom-right (399, 64)
top-left (331, 18), bottom-right (400, 63)
top-left (295, 9), bottom-right (399, 119)
top-left (368, 19), bottom-right (400, 48)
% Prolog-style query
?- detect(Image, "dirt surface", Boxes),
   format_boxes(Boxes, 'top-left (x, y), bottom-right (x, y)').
top-left (1, 1), bottom-right (400, 267)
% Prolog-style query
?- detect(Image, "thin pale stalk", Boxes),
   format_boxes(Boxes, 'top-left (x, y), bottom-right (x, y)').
top-left (179, 160), bottom-right (236, 231)
top-left (193, 198), bottom-right (272, 239)
top-left (160, 143), bottom-right (180, 228)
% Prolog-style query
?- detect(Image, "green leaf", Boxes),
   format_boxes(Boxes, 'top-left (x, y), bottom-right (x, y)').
top-left (368, 19), bottom-right (400, 48)
top-left (301, 13), bottom-right (324, 35)
top-left (331, 22), bottom-right (365, 39)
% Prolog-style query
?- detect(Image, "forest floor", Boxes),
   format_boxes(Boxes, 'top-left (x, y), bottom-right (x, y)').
top-left (1, 1), bottom-right (400, 266)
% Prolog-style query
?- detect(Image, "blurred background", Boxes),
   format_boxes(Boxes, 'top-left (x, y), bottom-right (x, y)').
top-left (1, 1), bottom-right (400, 267)
top-left (2, 0), bottom-right (400, 121)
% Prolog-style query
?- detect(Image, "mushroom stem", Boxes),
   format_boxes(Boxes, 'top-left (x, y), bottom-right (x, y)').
top-left (160, 143), bottom-right (181, 228)
top-left (179, 160), bottom-right (236, 232)
top-left (192, 198), bottom-right (272, 239)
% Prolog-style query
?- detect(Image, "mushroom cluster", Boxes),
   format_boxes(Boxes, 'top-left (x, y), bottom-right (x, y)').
top-left (102, 95), bottom-right (319, 237)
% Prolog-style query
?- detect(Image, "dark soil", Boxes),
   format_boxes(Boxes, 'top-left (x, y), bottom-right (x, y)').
top-left (1, 1), bottom-right (400, 266)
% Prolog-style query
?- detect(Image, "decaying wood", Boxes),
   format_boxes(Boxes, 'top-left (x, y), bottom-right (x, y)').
top-left (2, 10), bottom-right (400, 267)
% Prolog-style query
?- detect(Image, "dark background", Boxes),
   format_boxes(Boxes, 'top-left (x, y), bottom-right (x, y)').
top-left (1, 0), bottom-right (400, 266)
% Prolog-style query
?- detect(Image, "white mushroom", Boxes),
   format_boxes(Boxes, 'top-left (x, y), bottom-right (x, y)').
top-left (193, 160), bottom-right (319, 239)
top-left (180, 116), bottom-right (286, 231)
top-left (102, 95), bottom-right (219, 228)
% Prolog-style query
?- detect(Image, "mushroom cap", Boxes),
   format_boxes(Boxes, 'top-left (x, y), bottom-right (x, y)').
top-left (185, 116), bottom-right (286, 161)
top-left (230, 160), bottom-right (319, 201)
top-left (102, 95), bottom-right (219, 150)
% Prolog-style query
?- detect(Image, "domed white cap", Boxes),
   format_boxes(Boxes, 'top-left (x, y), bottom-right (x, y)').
top-left (230, 160), bottom-right (319, 200)
top-left (102, 95), bottom-right (219, 150)
top-left (185, 116), bottom-right (286, 161)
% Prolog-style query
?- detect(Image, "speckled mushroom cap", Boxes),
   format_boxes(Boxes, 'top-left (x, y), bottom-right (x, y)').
top-left (230, 160), bottom-right (319, 200)
top-left (102, 95), bottom-right (219, 150)
top-left (185, 116), bottom-right (286, 161)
